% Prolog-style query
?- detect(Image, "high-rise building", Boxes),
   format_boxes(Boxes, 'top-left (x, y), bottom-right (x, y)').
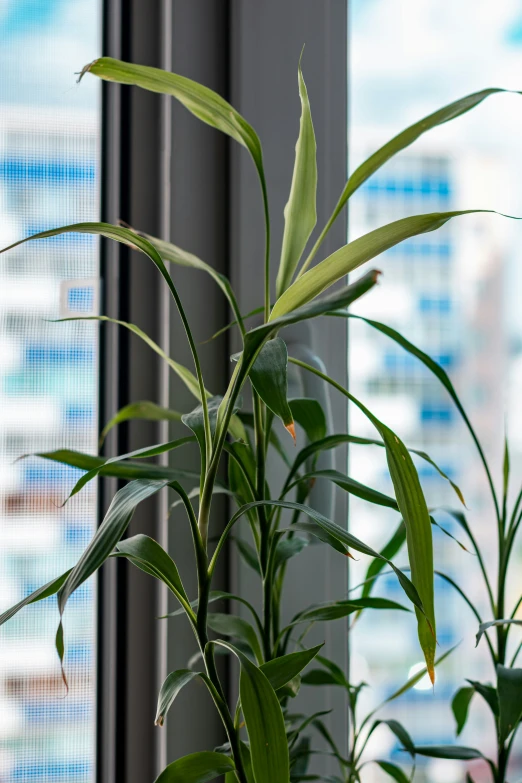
top-left (0, 77), bottom-right (99, 783)
top-left (348, 138), bottom-right (520, 780)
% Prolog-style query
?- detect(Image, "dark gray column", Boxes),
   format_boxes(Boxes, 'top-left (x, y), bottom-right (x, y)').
top-left (97, 2), bottom-right (172, 782)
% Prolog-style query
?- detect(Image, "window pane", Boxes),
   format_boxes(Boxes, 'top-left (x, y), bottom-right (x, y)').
top-left (349, 3), bottom-right (522, 781)
top-left (0, 3), bottom-right (100, 782)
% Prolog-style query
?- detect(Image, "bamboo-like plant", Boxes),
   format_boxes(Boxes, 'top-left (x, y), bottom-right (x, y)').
top-left (343, 320), bottom-right (522, 782)
top-left (0, 56), bottom-right (519, 783)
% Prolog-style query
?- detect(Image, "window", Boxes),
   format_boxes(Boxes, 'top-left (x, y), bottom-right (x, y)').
top-left (0, 2), bottom-right (100, 781)
top-left (349, 2), bottom-right (522, 780)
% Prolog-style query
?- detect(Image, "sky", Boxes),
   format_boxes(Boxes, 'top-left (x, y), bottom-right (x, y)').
top-left (0, 0), bottom-right (100, 109)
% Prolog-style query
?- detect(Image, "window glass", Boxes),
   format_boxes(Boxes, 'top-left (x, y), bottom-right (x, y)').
top-left (0, 2), bottom-right (100, 781)
top-left (349, 3), bottom-right (522, 781)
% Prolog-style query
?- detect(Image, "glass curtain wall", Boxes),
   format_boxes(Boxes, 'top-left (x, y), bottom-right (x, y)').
top-left (0, 2), bottom-right (100, 782)
top-left (349, 2), bottom-right (522, 782)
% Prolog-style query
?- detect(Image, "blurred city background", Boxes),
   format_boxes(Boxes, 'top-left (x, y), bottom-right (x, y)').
top-left (0, 1), bottom-right (100, 781)
top-left (349, 2), bottom-right (522, 781)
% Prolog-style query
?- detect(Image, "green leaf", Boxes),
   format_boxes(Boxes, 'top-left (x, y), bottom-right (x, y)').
top-left (207, 613), bottom-right (264, 665)
top-left (155, 670), bottom-right (199, 726)
top-left (82, 57), bottom-right (265, 186)
top-left (183, 396), bottom-right (232, 464)
top-left (212, 498), bottom-right (425, 622)
top-left (142, 231), bottom-right (244, 334)
top-left (216, 272), bottom-right (379, 441)
top-left (289, 359), bottom-right (436, 683)
top-left (274, 536), bottom-right (309, 571)
top-left (333, 89), bottom-right (522, 225)
top-left (114, 534), bottom-right (189, 603)
top-left (276, 57), bottom-right (317, 297)
top-left (66, 437), bottom-right (194, 501)
top-left (452, 687), bottom-right (475, 736)
top-left (33, 448), bottom-right (202, 484)
top-left (361, 521), bottom-right (406, 599)
top-left (154, 751), bottom-right (235, 783)
top-left (373, 720), bottom-right (415, 756)
top-left (288, 398), bottom-right (326, 443)
top-left (99, 401), bottom-right (182, 446)
top-left (301, 669), bottom-right (342, 687)
top-left (476, 619), bottom-right (522, 647)
top-left (260, 644), bottom-right (323, 691)
top-left (229, 536), bottom-right (260, 575)
top-left (291, 598), bottom-right (408, 625)
top-left (211, 640), bottom-right (290, 783)
top-left (466, 680), bottom-right (499, 716)
top-left (0, 569), bottom-right (71, 627)
top-left (289, 469), bottom-right (398, 510)
top-left (375, 761), bottom-right (410, 783)
top-left (58, 480), bottom-right (168, 619)
top-left (272, 210), bottom-right (515, 319)
top-left (247, 337), bottom-right (294, 437)
top-left (384, 644), bottom-right (457, 704)
top-left (410, 746), bottom-right (484, 761)
top-left (497, 665), bottom-right (522, 743)
top-left (343, 314), bottom-right (479, 507)
top-left (285, 433), bottom-right (462, 506)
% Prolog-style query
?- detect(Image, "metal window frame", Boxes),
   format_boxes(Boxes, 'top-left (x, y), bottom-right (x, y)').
top-left (98, 2), bottom-right (349, 779)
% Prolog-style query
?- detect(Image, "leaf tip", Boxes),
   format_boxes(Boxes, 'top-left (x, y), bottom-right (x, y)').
top-left (285, 421), bottom-right (297, 444)
top-left (77, 59), bottom-right (99, 84)
top-left (155, 716), bottom-right (164, 727)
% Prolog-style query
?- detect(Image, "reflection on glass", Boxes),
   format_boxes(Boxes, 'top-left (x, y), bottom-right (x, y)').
top-left (0, 2), bottom-right (100, 781)
top-left (349, 2), bottom-right (522, 781)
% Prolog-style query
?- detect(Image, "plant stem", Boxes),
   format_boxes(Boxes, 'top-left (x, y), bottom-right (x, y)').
top-left (253, 392), bottom-right (273, 661)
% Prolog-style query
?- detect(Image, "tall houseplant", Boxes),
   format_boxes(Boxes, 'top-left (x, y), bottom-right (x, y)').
top-left (0, 56), bottom-right (519, 783)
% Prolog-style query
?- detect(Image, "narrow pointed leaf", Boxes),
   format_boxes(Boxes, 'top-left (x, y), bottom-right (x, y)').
top-left (154, 751), bottom-right (235, 783)
top-left (155, 669), bottom-right (200, 726)
top-left (82, 57), bottom-right (265, 184)
top-left (384, 644), bottom-right (457, 704)
top-left (276, 59), bottom-right (317, 297)
top-left (58, 480), bottom-right (168, 617)
top-left (142, 231), bottom-right (244, 332)
top-left (288, 398), bottom-right (326, 443)
top-left (362, 522), bottom-right (406, 599)
top-left (274, 536), bottom-right (309, 570)
top-left (0, 569), bottom-right (71, 627)
top-left (100, 401), bottom-right (182, 446)
top-left (289, 360), bottom-right (436, 681)
top-left (371, 720), bottom-right (415, 756)
top-left (211, 640), bottom-right (290, 783)
top-left (410, 746), bottom-right (485, 761)
top-left (466, 680), bottom-right (499, 716)
top-left (290, 469), bottom-right (398, 510)
top-left (248, 337), bottom-right (294, 435)
top-left (34, 448), bottom-right (202, 484)
top-left (375, 761), bottom-right (410, 783)
top-left (115, 534), bottom-right (188, 603)
top-left (67, 437), bottom-right (194, 500)
top-left (497, 665), bottom-right (522, 743)
top-left (476, 619), bottom-right (522, 647)
top-left (286, 433), bottom-right (462, 505)
top-left (66, 314), bottom-right (204, 400)
top-left (452, 687), bottom-right (475, 736)
top-left (216, 498), bottom-right (425, 617)
top-left (272, 210), bottom-right (516, 318)
top-left (336, 88), bottom-right (522, 214)
top-left (260, 644), bottom-right (323, 691)
top-left (291, 597), bottom-right (408, 624)
top-left (207, 613), bottom-right (263, 665)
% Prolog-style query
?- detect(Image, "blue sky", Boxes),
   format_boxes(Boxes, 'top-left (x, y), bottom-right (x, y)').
top-left (0, 0), bottom-right (100, 108)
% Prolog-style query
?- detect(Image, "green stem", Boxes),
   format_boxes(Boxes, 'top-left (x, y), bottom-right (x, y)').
top-left (261, 176), bottom-right (271, 322)
top-left (253, 392), bottom-right (273, 660)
